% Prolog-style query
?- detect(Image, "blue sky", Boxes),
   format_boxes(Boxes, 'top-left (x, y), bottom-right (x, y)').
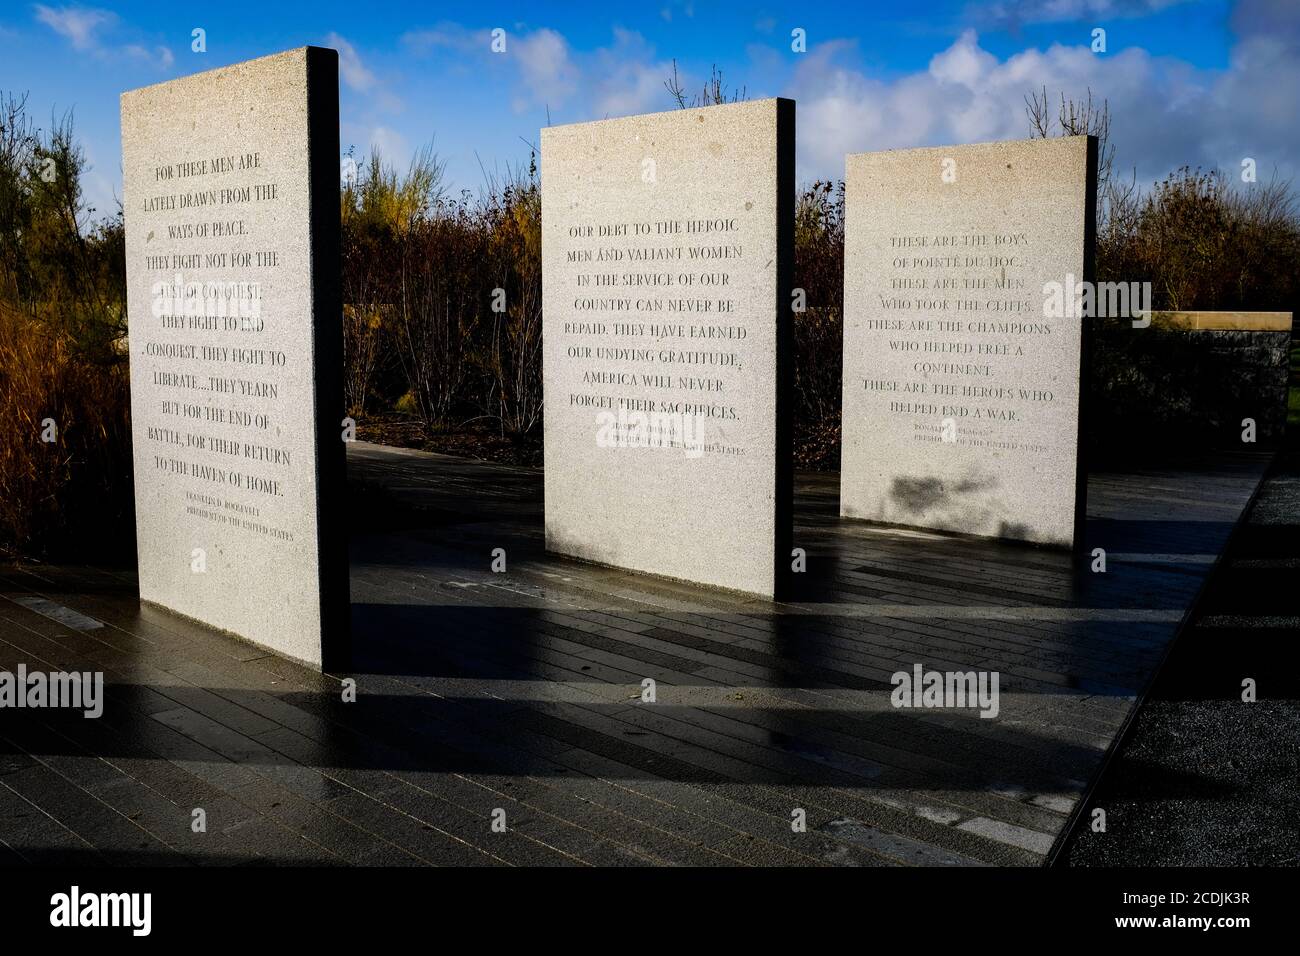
top-left (1, 0), bottom-right (1296, 221)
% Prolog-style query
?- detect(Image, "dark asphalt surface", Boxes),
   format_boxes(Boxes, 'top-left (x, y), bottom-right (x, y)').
top-left (1062, 441), bottom-right (1300, 866)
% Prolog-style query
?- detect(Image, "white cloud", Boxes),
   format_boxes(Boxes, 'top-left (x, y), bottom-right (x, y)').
top-left (125, 44), bottom-right (173, 68)
top-left (326, 31), bottom-right (378, 93)
top-left (34, 4), bottom-right (172, 69)
top-left (401, 22), bottom-right (488, 56)
top-left (338, 119), bottom-right (412, 171)
top-left (34, 4), bottom-right (114, 50)
top-left (787, 24), bottom-right (1300, 187)
top-left (405, 23), bottom-right (671, 118)
top-left (326, 32), bottom-right (402, 114)
top-left (390, 6), bottom-right (1300, 190)
top-left (659, 1), bottom-right (695, 23)
top-left (973, 0), bottom-right (1192, 26)
top-left (511, 28), bottom-right (580, 111)
top-left (367, 125), bottom-right (409, 163)
top-left (589, 29), bottom-right (675, 118)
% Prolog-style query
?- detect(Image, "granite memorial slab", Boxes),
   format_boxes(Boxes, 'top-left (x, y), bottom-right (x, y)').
top-left (540, 99), bottom-right (794, 596)
top-left (841, 136), bottom-right (1097, 547)
top-left (121, 46), bottom-right (347, 668)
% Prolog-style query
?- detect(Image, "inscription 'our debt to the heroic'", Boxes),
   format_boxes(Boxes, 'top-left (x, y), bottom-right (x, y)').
top-left (557, 215), bottom-right (751, 457)
top-left (541, 99), bottom-right (791, 597)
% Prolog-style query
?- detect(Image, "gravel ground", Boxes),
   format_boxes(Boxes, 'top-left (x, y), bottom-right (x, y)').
top-left (1062, 442), bottom-right (1300, 866)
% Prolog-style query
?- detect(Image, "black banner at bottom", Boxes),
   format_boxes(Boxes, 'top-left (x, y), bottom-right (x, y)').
top-left (0, 866), bottom-right (1277, 941)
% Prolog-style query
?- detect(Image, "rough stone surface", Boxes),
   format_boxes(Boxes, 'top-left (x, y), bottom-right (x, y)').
top-left (540, 99), bottom-right (793, 597)
top-left (121, 47), bottom-right (345, 669)
top-left (1089, 322), bottom-right (1292, 453)
top-left (841, 136), bottom-right (1095, 547)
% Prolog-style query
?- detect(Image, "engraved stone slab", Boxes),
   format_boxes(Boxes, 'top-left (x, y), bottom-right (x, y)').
top-left (841, 136), bottom-right (1096, 547)
top-left (541, 99), bottom-right (794, 596)
top-left (121, 47), bottom-right (346, 668)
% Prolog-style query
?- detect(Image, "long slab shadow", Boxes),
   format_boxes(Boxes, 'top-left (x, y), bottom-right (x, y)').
top-left (351, 600), bottom-right (1172, 698)
top-left (0, 679), bottom-right (1123, 796)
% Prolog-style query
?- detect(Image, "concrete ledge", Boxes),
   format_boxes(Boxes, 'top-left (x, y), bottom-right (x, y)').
top-left (1148, 310), bottom-right (1293, 331)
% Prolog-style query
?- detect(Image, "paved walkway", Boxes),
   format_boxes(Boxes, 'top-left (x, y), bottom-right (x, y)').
top-left (0, 441), bottom-right (1272, 866)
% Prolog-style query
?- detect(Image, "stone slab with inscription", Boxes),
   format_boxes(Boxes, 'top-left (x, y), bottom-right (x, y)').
top-left (121, 47), bottom-right (347, 668)
top-left (540, 99), bottom-right (794, 597)
top-left (841, 136), bottom-right (1096, 547)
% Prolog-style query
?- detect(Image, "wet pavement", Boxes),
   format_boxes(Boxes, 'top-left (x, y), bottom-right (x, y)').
top-left (0, 441), bottom-right (1272, 866)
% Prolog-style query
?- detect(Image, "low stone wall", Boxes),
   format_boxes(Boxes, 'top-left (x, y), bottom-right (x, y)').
top-left (1088, 311), bottom-right (1292, 460)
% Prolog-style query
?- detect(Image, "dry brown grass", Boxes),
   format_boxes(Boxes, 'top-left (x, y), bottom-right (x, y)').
top-left (5, 83), bottom-right (1298, 561)
top-left (0, 302), bottom-right (132, 560)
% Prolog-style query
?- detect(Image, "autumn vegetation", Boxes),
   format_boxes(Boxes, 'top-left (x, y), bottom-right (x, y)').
top-left (1, 84), bottom-right (1297, 558)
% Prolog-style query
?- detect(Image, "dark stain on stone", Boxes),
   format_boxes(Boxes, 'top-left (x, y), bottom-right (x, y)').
top-left (889, 474), bottom-right (996, 514)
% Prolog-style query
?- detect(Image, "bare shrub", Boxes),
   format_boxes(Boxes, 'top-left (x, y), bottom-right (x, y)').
top-left (397, 197), bottom-right (490, 432)
top-left (1025, 85), bottom-right (1115, 191)
top-left (665, 61), bottom-right (746, 109)
top-left (793, 180), bottom-right (845, 468)
top-left (1029, 88), bottom-right (1300, 310)
top-left (482, 160), bottom-right (542, 438)
top-left (1123, 167), bottom-right (1300, 310)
